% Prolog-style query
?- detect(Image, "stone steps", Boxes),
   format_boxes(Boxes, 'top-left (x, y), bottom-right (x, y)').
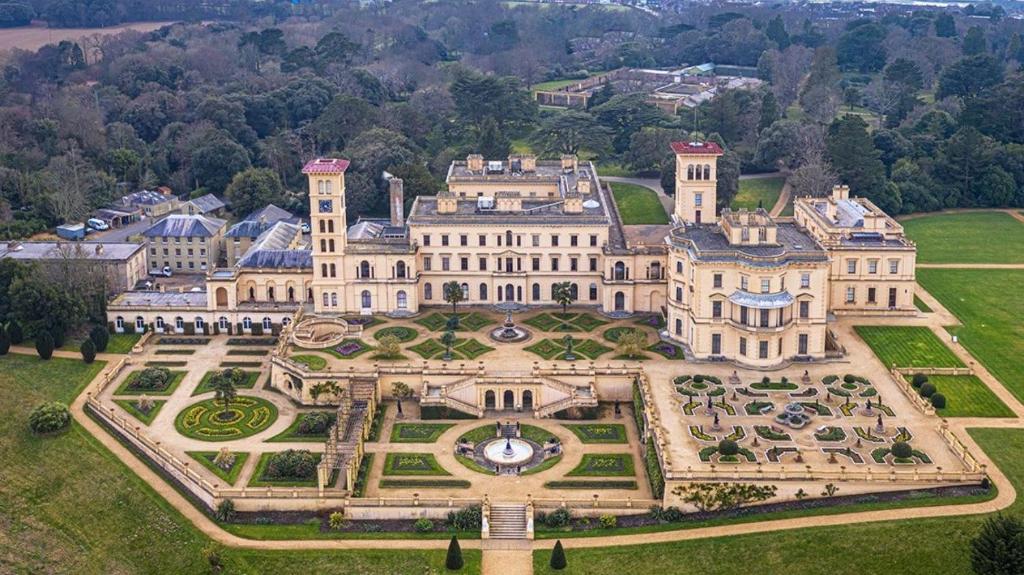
top-left (488, 504), bottom-right (528, 540)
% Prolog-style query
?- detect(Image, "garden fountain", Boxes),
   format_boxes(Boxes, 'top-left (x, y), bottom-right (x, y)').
top-left (488, 311), bottom-right (531, 343)
top-left (483, 437), bottom-right (535, 467)
top-left (773, 402), bottom-right (811, 429)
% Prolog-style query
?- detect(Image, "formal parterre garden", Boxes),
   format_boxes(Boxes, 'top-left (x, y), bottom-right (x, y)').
top-left (373, 326), bottom-right (419, 343)
top-left (414, 311), bottom-right (494, 332)
top-left (390, 422), bottom-right (454, 443)
top-left (566, 453), bottom-right (635, 477)
top-left (408, 337), bottom-right (495, 360)
top-left (524, 312), bottom-right (609, 333)
top-left (187, 450), bottom-right (250, 485)
top-left (562, 423), bottom-right (628, 443)
top-left (524, 337), bottom-right (611, 360)
top-left (382, 452), bottom-right (451, 476)
top-left (193, 370), bottom-right (261, 395)
top-left (174, 396), bottom-right (278, 441)
top-left (113, 397), bottom-right (166, 425)
top-left (267, 411), bottom-right (335, 442)
top-left (115, 367), bottom-right (186, 396)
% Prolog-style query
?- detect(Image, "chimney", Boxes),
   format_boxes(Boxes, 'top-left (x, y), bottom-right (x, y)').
top-left (95, 244), bottom-right (104, 255)
top-left (561, 154), bottom-right (578, 173)
top-left (436, 192), bottom-right (458, 214)
top-left (389, 177), bottom-right (405, 227)
top-left (577, 178), bottom-right (591, 195)
top-left (832, 185), bottom-right (850, 200)
top-left (467, 154), bottom-right (484, 172)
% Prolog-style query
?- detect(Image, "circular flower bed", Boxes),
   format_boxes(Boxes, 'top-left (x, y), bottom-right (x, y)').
top-left (373, 326), bottom-right (419, 343)
top-left (175, 396), bottom-right (279, 441)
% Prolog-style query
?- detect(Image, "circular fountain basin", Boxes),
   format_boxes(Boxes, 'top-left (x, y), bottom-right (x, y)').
top-left (483, 438), bottom-right (534, 466)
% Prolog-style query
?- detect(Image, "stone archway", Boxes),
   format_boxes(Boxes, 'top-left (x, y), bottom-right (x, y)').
top-left (522, 390), bottom-right (534, 411)
top-left (215, 287), bottom-right (228, 308)
top-left (484, 390), bottom-right (496, 410)
top-left (503, 389), bottom-right (515, 410)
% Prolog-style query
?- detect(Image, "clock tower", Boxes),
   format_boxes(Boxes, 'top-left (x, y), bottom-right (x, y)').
top-left (671, 141), bottom-right (723, 225)
top-left (303, 158), bottom-right (349, 314)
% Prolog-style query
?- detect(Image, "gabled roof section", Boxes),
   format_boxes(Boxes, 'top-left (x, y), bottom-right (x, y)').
top-left (226, 204), bottom-right (299, 239)
top-left (302, 158), bottom-right (350, 174)
top-left (143, 214), bottom-right (226, 238)
top-left (187, 193), bottom-right (226, 214)
top-left (238, 249), bottom-right (312, 269)
top-left (670, 141), bottom-right (724, 155)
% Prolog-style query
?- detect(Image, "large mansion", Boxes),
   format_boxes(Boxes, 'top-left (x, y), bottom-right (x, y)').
top-left (107, 142), bottom-right (916, 367)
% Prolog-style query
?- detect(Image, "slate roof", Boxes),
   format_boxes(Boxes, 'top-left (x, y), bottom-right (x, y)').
top-left (143, 214), bottom-right (226, 238)
top-left (121, 190), bottom-right (175, 206)
top-left (238, 249), bottom-right (312, 269)
top-left (226, 204), bottom-right (299, 239)
top-left (187, 193), bottom-right (226, 214)
top-left (302, 158), bottom-right (350, 174)
top-left (0, 241), bottom-right (144, 261)
top-left (670, 223), bottom-right (827, 267)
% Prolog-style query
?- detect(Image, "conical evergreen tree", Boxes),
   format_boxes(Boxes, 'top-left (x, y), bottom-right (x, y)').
top-left (445, 535), bottom-right (463, 571)
top-left (550, 540), bottom-right (567, 570)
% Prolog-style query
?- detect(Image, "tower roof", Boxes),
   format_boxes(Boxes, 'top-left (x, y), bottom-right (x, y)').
top-left (670, 141), bottom-right (724, 155)
top-left (302, 158), bottom-right (350, 174)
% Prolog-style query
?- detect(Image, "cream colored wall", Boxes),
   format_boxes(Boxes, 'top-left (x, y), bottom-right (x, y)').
top-left (674, 153), bottom-right (718, 223)
top-left (447, 180), bottom-right (559, 198)
top-left (826, 248), bottom-right (917, 314)
top-left (146, 231), bottom-right (222, 274)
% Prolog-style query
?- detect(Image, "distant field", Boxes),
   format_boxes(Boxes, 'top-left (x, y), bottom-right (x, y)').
top-left (902, 211), bottom-right (1024, 264)
top-left (918, 268), bottom-right (1024, 403)
top-left (854, 325), bottom-right (964, 368)
top-left (731, 176), bottom-right (785, 212)
top-left (609, 182), bottom-right (669, 225)
top-left (0, 21), bottom-right (174, 53)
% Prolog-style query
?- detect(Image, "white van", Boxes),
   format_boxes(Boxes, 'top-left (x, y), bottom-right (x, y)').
top-left (87, 218), bottom-right (110, 231)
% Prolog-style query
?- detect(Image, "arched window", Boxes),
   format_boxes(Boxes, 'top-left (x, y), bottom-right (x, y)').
top-left (589, 283), bottom-right (597, 300)
top-left (360, 260), bottom-right (370, 278)
top-left (687, 165), bottom-right (695, 180)
top-left (703, 164), bottom-right (711, 180)
top-left (361, 290), bottom-right (372, 309)
top-left (650, 262), bottom-right (661, 279)
top-left (319, 220), bottom-right (326, 233)
top-left (242, 317), bottom-right (252, 329)
top-left (288, 286), bottom-right (295, 301)
top-left (155, 316), bottom-right (165, 330)
top-left (461, 282), bottom-right (469, 300)
top-left (330, 292), bottom-right (338, 307)
top-left (115, 316), bottom-right (124, 330)
top-left (282, 317), bottom-right (291, 326)
top-left (136, 316), bottom-right (145, 330)
top-left (396, 261), bottom-right (406, 279)
top-left (532, 283), bottom-right (540, 301)
top-left (505, 230), bottom-right (513, 246)
top-left (322, 292), bottom-right (330, 307)
top-left (614, 291), bottom-right (625, 311)
top-left (267, 286), bottom-right (275, 301)
top-left (479, 283), bottom-right (488, 300)
top-left (551, 284), bottom-right (558, 300)
top-left (328, 238), bottom-right (335, 252)
top-left (262, 317), bottom-right (272, 330)
top-left (675, 286), bottom-right (683, 302)
top-left (318, 180), bottom-right (326, 194)
top-left (248, 286), bottom-right (255, 300)
top-left (424, 283), bottom-right (432, 300)
top-left (327, 220), bottom-right (334, 233)
top-left (570, 283), bottom-right (579, 299)
top-left (614, 261), bottom-right (626, 281)
top-left (321, 263), bottom-right (328, 277)
top-left (195, 316), bottom-right (205, 330)
top-left (325, 180), bottom-right (332, 194)
top-left (219, 317), bottom-right (229, 330)
top-left (675, 318), bottom-right (682, 335)
top-left (307, 288), bottom-right (313, 302)
top-left (329, 263), bottom-right (336, 277)
top-left (397, 290), bottom-right (408, 310)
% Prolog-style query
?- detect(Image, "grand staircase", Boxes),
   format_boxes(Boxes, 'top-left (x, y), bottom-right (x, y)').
top-left (486, 504), bottom-right (529, 540)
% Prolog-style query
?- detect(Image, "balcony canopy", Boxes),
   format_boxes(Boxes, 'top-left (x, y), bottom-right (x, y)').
top-left (728, 290), bottom-right (794, 310)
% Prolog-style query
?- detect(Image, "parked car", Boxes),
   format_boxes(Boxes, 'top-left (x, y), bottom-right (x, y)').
top-left (87, 218), bottom-right (110, 231)
top-left (149, 266), bottom-right (173, 277)
top-left (301, 221), bottom-right (311, 233)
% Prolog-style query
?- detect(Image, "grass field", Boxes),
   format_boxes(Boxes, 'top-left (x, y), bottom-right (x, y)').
top-left (533, 427), bottom-right (1024, 574)
top-left (0, 353), bottom-right (481, 572)
top-left (854, 325), bottom-right (965, 368)
top-left (731, 176), bottom-right (785, 212)
top-left (609, 182), bottom-right (670, 225)
top-left (905, 374), bottom-right (1014, 418)
top-left (918, 268), bottom-right (1024, 403)
top-left (902, 211), bottom-right (1024, 264)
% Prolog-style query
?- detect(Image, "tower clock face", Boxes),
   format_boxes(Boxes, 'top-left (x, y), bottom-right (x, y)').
top-left (318, 199), bottom-right (333, 213)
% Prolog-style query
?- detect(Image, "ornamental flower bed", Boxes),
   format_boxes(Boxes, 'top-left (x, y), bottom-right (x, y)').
top-left (327, 338), bottom-right (371, 359)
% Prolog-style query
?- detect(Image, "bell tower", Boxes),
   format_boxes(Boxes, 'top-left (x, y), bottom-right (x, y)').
top-left (671, 141), bottom-right (723, 225)
top-left (303, 158), bottom-right (349, 313)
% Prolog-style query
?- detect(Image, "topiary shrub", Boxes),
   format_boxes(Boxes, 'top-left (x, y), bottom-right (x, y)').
top-left (544, 507), bottom-right (572, 528)
top-left (133, 367), bottom-right (172, 390)
top-left (718, 438), bottom-right (739, 456)
top-left (35, 332), bottom-right (54, 360)
top-left (891, 441), bottom-right (913, 459)
top-left (931, 393), bottom-right (947, 409)
top-left (550, 540), bottom-right (567, 570)
top-left (446, 536), bottom-right (463, 570)
top-left (843, 374), bottom-right (856, 384)
top-left (264, 449), bottom-right (319, 480)
top-left (90, 325), bottom-right (110, 352)
top-left (52, 330), bottom-right (65, 349)
top-left (911, 373), bottom-right (928, 388)
top-left (693, 375), bottom-right (704, 384)
top-left (413, 517), bottom-right (434, 533)
top-left (919, 382), bottom-right (937, 398)
top-left (80, 339), bottom-right (96, 363)
top-left (29, 401), bottom-right (71, 434)
top-left (297, 412), bottom-right (333, 435)
top-left (7, 320), bottom-right (23, 344)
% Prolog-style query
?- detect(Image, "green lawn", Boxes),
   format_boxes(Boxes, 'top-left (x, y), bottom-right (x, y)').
top-left (192, 369), bottom-right (261, 395)
top-left (919, 268), bottom-right (1024, 403)
top-left (914, 295), bottom-right (933, 313)
top-left (562, 424), bottom-right (628, 444)
top-left (0, 351), bottom-right (481, 573)
top-left (731, 176), bottom-right (785, 212)
top-left (905, 374), bottom-right (1014, 418)
top-left (114, 370), bottom-right (187, 395)
top-left (382, 452), bottom-right (451, 476)
top-left (187, 450), bottom-right (250, 486)
top-left (290, 354), bottom-right (327, 371)
top-left (609, 182), bottom-right (669, 225)
top-left (903, 211), bottom-right (1024, 264)
top-left (854, 325), bottom-right (964, 368)
top-left (390, 422), bottom-right (454, 443)
top-left (267, 410), bottom-right (335, 442)
top-left (534, 427), bottom-right (1024, 574)
top-left (566, 453), bottom-right (635, 477)
top-left (106, 333), bottom-right (142, 353)
top-left (113, 398), bottom-right (166, 425)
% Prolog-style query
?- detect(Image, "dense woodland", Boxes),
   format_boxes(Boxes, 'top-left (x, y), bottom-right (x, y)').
top-left (0, 0), bottom-right (1022, 245)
